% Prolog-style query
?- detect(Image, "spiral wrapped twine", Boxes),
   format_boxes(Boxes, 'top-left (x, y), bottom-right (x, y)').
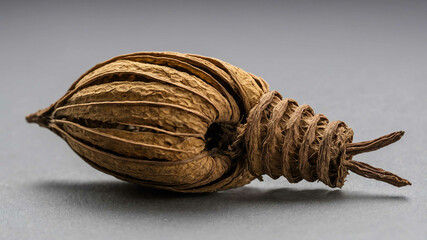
top-left (232, 91), bottom-right (411, 188)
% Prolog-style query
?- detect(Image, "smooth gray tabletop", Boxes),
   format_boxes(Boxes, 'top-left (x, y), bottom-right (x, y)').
top-left (1, 1), bottom-right (426, 239)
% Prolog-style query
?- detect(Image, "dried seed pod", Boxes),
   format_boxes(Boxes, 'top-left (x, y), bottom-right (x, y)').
top-left (26, 52), bottom-right (411, 192)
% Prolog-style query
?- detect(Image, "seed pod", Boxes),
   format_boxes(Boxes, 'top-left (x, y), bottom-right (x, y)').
top-left (26, 52), bottom-right (411, 192)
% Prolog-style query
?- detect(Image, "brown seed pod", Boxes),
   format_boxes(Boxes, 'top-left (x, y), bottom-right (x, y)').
top-left (26, 52), bottom-right (411, 192)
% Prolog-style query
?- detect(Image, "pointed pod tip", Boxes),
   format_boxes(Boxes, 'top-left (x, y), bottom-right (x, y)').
top-left (25, 109), bottom-right (50, 128)
top-left (26, 112), bottom-right (38, 123)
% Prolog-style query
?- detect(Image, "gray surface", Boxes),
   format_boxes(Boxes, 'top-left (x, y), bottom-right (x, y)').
top-left (1, 0), bottom-right (426, 239)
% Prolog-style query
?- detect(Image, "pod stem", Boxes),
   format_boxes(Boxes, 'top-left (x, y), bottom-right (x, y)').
top-left (345, 159), bottom-right (411, 187)
top-left (345, 131), bottom-right (411, 187)
top-left (346, 131), bottom-right (405, 155)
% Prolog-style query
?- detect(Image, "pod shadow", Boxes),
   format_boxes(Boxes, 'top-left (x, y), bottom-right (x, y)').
top-left (33, 180), bottom-right (408, 216)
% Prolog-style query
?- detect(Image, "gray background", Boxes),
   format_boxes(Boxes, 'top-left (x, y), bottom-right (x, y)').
top-left (1, 0), bottom-right (426, 239)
